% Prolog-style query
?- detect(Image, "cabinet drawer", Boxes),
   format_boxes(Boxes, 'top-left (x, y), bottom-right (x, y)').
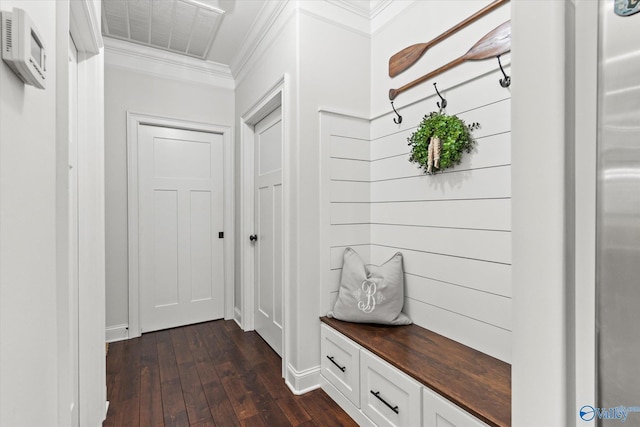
top-left (360, 350), bottom-right (421, 427)
top-left (321, 324), bottom-right (361, 407)
top-left (422, 386), bottom-right (489, 427)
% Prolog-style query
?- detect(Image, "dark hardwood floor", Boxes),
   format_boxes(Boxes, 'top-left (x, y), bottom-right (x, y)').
top-left (103, 320), bottom-right (357, 427)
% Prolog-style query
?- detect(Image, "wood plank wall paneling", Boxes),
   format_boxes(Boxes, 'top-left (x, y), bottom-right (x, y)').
top-left (321, 71), bottom-right (512, 363)
top-left (320, 112), bottom-right (371, 317)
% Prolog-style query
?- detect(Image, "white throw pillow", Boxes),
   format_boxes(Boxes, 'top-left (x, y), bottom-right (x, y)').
top-left (327, 247), bottom-right (411, 325)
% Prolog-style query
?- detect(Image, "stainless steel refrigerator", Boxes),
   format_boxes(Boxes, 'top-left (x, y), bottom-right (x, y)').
top-left (597, 0), bottom-right (640, 421)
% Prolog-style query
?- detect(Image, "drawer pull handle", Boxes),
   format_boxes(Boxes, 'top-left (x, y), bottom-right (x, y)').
top-left (370, 390), bottom-right (399, 414)
top-left (326, 356), bottom-right (346, 372)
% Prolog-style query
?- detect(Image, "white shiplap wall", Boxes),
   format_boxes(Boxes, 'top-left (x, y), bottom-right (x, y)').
top-left (320, 111), bottom-right (371, 314)
top-left (321, 68), bottom-right (512, 363)
top-left (370, 71), bottom-right (511, 362)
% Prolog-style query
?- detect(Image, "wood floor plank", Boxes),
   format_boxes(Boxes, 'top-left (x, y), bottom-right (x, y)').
top-left (160, 379), bottom-right (190, 427)
top-left (239, 414), bottom-right (269, 427)
top-left (111, 338), bottom-right (142, 427)
top-left (105, 338), bottom-right (125, 402)
top-left (171, 328), bottom-right (217, 426)
top-left (184, 325), bottom-right (220, 385)
top-left (103, 320), bottom-right (356, 427)
top-left (178, 360), bottom-right (217, 426)
top-left (256, 360), bottom-right (288, 400)
top-left (157, 331), bottom-right (190, 427)
top-left (157, 330), bottom-right (181, 383)
top-left (206, 322), bottom-right (250, 370)
top-left (185, 324), bottom-right (241, 427)
top-left (298, 390), bottom-right (359, 427)
top-left (201, 381), bottom-right (241, 427)
top-left (139, 332), bottom-right (164, 427)
top-left (220, 371), bottom-right (261, 421)
top-left (110, 398), bottom-right (140, 427)
top-left (140, 365), bottom-right (164, 427)
top-left (241, 369), bottom-right (291, 427)
top-left (225, 329), bottom-right (268, 368)
top-left (273, 394), bottom-right (314, 426)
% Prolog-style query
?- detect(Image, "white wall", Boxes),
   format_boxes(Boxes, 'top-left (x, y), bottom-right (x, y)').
top-left (511, 1), bottom-right (581, 426)
top-left (234, 1), bottom-right (370, 390)
top-left (0, 1), bottom-right (105, 425)
top-left (371, 0), bottom-right (511, 363)
top-left (234, 2), bottom-right (299, 329)
top-left (297, 8), bottom-right (370, 375)
top-left (321, 0), bottom-right (512, 363)
top-left (0, 2), bottom-right (59, 424)
top-left (104, 64), bottom-right (235, 336)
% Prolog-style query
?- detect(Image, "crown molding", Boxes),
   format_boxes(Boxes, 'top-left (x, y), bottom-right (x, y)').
top-left (231, 0), bottom-right (375, 84)
top-left (370, 0), bottom-right (395, 18)
top-left (325, 0), bottom-right (371, 18)
top-left (103, 0), bottom-right (412, 88)
top-left (324, 0), bottom-right (396, 20)
top-left (104, 37), bottom-right (234, 89)
top-left (371, 0), bottom-right (416, 34)
top-left (229, 0), bottom-right (291, 80)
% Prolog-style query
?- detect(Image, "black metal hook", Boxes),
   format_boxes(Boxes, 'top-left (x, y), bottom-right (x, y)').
top-left (433, 82), bottom-right (447, 110)
top-left (497, 55), bottom-right (511, 88)
top-left (391, 101), bottom-right (402, 124)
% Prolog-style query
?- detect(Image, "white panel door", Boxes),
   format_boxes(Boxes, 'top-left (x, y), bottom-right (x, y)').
top-left (138, 125), bottom-right (225, 332)
top-left (253, 107), bottom-right (283, 356)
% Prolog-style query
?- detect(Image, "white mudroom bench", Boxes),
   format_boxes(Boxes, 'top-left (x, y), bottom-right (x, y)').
top-left (320, 317), bottom-right (510, 427)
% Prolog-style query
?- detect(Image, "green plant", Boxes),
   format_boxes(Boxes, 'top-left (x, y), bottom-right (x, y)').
top-left (407, 111), bottom-right (479, 174)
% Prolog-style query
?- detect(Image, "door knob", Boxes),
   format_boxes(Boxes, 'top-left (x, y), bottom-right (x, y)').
top-left (249, 234), bottom-right (258, 242)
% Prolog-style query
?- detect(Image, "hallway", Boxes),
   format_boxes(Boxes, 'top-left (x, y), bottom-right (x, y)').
top-left (103, 320), bottom-right (356, 427)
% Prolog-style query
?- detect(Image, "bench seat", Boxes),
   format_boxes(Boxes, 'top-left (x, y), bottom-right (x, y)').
top-left (320, 316), bottom-right (511, 427)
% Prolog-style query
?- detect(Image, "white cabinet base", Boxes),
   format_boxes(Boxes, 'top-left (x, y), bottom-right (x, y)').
top-left (422, 387), bottom-right (489, 427)
top-left (321, 324), bottom-right (361, 406)
top-left (321, 376), bottom-right (377, 427)
top-left (321, 324), bottom-right (493, 427)
top-left (360, 350), bottom-right (422, 427)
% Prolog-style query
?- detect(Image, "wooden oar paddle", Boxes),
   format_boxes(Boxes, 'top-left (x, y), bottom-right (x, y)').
top-left (388, 20), bottom-right (511, 101)
top-left (388, 0), bottom-right (509, 77)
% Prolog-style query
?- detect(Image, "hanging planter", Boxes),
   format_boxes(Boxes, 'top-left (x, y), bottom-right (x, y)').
top-left (407, 111), bottom-right (479, 174)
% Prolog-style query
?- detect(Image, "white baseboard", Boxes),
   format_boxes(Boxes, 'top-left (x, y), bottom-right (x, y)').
top-left (320, 376), bottom-right (374, 427)
top-left (285, 363), bottom-right (321, 395)
top-left (105, 324), bottom-right (129, 343)
top-left (234, 307), bottom-right (242, 328)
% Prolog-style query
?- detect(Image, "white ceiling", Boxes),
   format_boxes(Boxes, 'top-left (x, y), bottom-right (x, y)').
top-left (102, 0), bottom-right (266, 64)
top-left (102, 0), bottom-right (390, 68)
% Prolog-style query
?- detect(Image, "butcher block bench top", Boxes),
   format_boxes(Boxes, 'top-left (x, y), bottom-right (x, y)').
top-left (320, 317), bottom-right (511, 427)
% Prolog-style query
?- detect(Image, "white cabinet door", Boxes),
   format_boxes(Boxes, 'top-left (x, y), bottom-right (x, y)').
top-left (422, 387), bottom-right (489, 427)
top-left (360, 350), bottom-right (422, 427)
top-left (138, 125), bottom-right (225, 332)
top-left (321, 324), bottom-right (361, 407)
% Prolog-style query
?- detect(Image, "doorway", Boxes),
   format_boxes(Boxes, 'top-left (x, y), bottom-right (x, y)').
top-left (252, 106), bottom-right (284, 356)
top-left (240, 78), bottom-right (289, 375)
top-left (137, 125), bottom-right (225, 332)
top-left (127, 114), bottom-right (234, 338)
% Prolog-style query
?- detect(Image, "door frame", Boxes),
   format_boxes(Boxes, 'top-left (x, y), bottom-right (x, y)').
top-left (60, 1), bottom-right (105, 425)
top-left (127, 112), bottom-right (234, 338)
top-left (240, 76), bottom-right (290, 375)
top-left (67, 36), bottom-right (80, 427)
top-left (573, 0), bottom-right (598, 419)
